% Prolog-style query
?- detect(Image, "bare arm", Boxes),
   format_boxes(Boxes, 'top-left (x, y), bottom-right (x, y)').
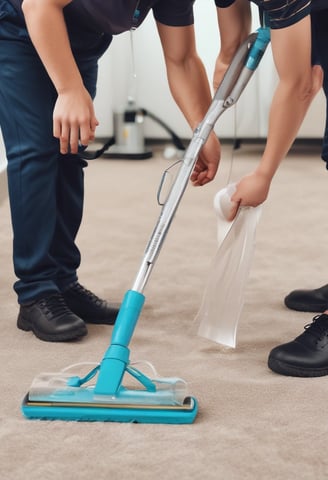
top-left (22, 0), bottom-right (98, 154)
top-left (214, 0), bottom-right (252, 89)
top-left (156, 23), bottom-right (221, 186)
top-left (229, 16), bottom-right (322, 219)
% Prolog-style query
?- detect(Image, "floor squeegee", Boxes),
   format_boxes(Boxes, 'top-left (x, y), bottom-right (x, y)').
top-left (21, 26), bottom-right (270, 424)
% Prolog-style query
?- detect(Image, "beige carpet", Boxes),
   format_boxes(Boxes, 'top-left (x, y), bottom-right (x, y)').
top-left (0, 141), bottom-right (328, 480)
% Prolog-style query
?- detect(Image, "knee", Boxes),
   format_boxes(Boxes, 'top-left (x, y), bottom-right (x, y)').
top-left (288, 68), bottom-right (321, 105)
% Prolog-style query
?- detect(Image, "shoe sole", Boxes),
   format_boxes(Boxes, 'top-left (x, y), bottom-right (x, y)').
top-left (17, 313), bottom-right (88, 342)
top-left (268, 356), bottom-right (328, 377)
top-left (284, 299), bottom-right (327, 313)
top-left (83, 316), bottom-right (116, 325)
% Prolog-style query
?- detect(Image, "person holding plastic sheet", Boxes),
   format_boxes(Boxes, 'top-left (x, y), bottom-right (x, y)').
top-left (268, 1), bottom-right (328, 377)
top-left (207, 0), bottom-right (320, 207)
top-left (0, 0), bottom-right (221, 342)
top-left (213, 0), bottom-right (328, 377)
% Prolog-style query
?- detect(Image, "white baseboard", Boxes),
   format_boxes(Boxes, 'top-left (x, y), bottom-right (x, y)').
top-left (0, 167), bottom-right (8, 205)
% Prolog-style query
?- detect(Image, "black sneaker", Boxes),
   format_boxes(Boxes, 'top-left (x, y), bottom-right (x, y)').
top-left (62, 283), bottom-right (119, 325)
top-left (17, 293), bottom-right (87, 342)
top-left (268, 314), bottom-right (328, 377)
top-left (284, 284), bottom-right (328, 312)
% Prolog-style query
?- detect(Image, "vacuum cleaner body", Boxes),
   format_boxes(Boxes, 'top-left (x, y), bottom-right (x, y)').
top-left (100, 101), bottom-right (186, 160)
top-left (22, 27), bottom-right (270, 424)
top-left (104, 103), bottom-right (153, 160)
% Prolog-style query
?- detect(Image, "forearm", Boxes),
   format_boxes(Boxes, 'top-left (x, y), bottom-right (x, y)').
top-left (22, 0), bottom-right (83, 93)
top-left (216, 0), bottom-right (251, 63)
top-left (166, 55), bottom-right (212, 129)
top-left (156, 22), bottom-right (221, 186)
top-left (156, 23), bottom-right (212, 129)
top-left (258, 80), bottom-right (313, 179)
top-left (229, 16), bottom-right (322, 215)
top-left (256, 18), bottom-right (316, 180)
top-left (22, 0), bottom-right (98, 153)
top-left (214, 0), bottom-right (251, 89)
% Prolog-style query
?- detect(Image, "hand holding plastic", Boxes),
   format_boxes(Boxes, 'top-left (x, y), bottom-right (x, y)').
top-left (196, 183), bottom-right (262, 347)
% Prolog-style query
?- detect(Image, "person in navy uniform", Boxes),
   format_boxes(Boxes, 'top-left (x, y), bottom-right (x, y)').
top-left (214, 0), bottom-right (328, 377)
top-left (268, 1), bottom-right (328, 377)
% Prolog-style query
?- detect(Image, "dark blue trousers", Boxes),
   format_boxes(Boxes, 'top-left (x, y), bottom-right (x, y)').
top-left (0, 0), bottom-right (111, 303)
top-left (311, 9), bottom-right (328, 167)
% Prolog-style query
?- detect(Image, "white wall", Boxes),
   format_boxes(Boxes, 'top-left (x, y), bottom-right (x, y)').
top-left (94, 0), bottom-right (256, 139)
top-left (0, 128), bottom-right (6, 168)
top-left (0, 129), bottom-right (8, 204)
top-left (94, 0), bottom-right (325, 140)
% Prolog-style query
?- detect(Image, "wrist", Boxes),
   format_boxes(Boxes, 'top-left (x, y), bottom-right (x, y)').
top-left (56, 77), bottom-right (84, 95)
top-left (254, 166), bottom-right (274, 183)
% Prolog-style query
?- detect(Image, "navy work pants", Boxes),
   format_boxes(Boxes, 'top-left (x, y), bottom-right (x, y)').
top-left (311, 9), bottom-right (328, 166)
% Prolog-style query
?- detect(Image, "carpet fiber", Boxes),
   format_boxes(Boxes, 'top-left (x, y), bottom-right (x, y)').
top-left (0, 142), bottom-right (327, 479)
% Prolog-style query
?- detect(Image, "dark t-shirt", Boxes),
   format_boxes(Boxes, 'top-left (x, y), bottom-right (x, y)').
top-left (312, 0), bottom-right (327, 12)
top-left (8, 0), bottom-right (195, 34)
top-left (214, 0), bottom-right (311, 29)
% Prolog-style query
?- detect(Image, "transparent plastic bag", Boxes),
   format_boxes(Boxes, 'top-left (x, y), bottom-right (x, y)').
top-left (196, 183), bottom-right (262, 347)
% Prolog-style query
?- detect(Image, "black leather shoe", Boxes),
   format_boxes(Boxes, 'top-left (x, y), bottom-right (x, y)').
top-left (62, 283), bottom-right (119, 325)
top-left (17, 293), bottom-right (87, 342)
top-left (284, 284), bottom-right (328, 312)
top-left (268, 314), bottom-right (328, 377)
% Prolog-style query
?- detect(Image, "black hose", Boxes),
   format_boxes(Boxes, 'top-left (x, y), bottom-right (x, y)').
top-left (81, 108), bottom-right (185, 160)
top-left (140, 108), bottom-right (185, 151)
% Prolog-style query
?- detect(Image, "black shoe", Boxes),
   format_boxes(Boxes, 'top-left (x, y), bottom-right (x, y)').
top-left (62, 283), bottom-right (119, 325)
top-left (284, 284), bottom-right (328, 312)
top-left (268, 314), bottom-right (328, 377)
top-left (17, 293), bottom-right (87, 342)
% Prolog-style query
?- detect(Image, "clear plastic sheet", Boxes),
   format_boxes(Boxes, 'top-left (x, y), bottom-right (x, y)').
top-left (196, 184), bottom-right (262, 348)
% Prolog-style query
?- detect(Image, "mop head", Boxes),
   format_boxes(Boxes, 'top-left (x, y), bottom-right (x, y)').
top-left (22, 362), bottom-right (198, 424)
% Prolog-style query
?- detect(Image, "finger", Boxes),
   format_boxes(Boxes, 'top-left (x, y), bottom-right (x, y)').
top-left (59, 122), bottom-right (70, 154)
top-left (79, 122), bottom-right (92, 147)
top-left (190, 170), bottom-right (201, 183)
top-left (196, 174), bottom-right (211, 186)
top-left (191, 172), bottom-right (204, 186)
top-left (91, 116), bottom-right (99, 130)
top-left (205, 162), bottom-right (219, 182)
top-left (53, 118), bottom-right (61, 140)
top-left (69, 125), bottom-right (79, 154)
top-left (190, 166), bottom-right (203, 183)
top-left (226, 200), bottom-right (240, 222)
top-left (88, 116), bottom-right (98, 142)
top-left (192, 170), bottom-right (213, 186)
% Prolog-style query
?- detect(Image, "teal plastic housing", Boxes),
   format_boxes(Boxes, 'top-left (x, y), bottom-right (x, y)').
top-left (95, 289), bottom-right (145, 396)
top-left (21, 395), bottom-right (198, 424)
top-left (246, 27), bottom-right (271, 71)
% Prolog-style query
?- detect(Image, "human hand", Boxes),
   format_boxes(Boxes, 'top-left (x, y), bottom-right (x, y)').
top-left (227, 170), bottom-right (271, 221)
top-left (190, 132), bottom-right (221, 186)
top-left (53, 86), bottom-right (99, 154)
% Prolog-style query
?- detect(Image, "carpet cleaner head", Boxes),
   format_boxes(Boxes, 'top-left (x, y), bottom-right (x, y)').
top-left (21, 27), bottom-right (270, 424)
top-left (22, 290), bottom-right (198, 424)
top-left (22, 358), bottom-right (197, 424)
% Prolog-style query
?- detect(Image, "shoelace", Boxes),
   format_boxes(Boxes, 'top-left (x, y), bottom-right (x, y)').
top-left (303, 314), bottom-right (328, 342)
top-left (70, 283), bottom-right (104, 307)
top-left (37, 293), bottom-right (72, 318)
